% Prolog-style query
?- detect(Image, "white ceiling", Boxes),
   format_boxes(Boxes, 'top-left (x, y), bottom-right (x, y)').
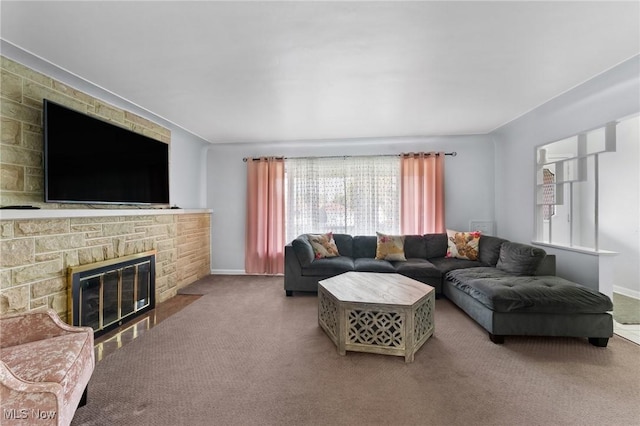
top-left (1, 1), bottom-right (639, 144)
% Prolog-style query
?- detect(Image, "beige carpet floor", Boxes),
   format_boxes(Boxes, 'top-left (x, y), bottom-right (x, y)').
top-left (72, 275), bottom-right (640, 426)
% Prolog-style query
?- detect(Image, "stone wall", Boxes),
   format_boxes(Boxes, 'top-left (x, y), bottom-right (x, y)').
top-left (0, 212), bottom-right (211, 320)
top-left (0, 55), bottom-right (170, 207)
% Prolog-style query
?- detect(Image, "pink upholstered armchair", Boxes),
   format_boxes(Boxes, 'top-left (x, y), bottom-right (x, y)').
top-left (0, 309), bottom-right (95, 426)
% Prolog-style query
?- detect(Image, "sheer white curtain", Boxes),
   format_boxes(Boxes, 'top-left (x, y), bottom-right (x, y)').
top-left (285, 156), bottom-right (400, 242)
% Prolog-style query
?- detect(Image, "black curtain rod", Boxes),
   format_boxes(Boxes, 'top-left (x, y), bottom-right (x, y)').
top-left (242, 152), bottom-right (457, 162)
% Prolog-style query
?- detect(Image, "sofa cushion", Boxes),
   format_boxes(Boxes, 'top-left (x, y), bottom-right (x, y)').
top-left (445, 267), bottom-right (613, 314)
top-left (307, 232), bottom-right (340, 259)
top-left (496, 242), bottom-right (546, 276)
top-left (446, 229), bottom-right (481, 260)
top-left (393, 259), bottom-right (442, 278)
top-left (292, 236), bottom-right (315, 267)
top-left (354, 258), bottom-right (396, 273)
top-left (478, 235), bottom-right (508, 266)
top-left (1, 333), bottom-right (88, 384)
top-left (424, 233), bottom-right (448, 258)
top-left (428, 257), bottom-right (483, 274)
top-left (375, 232), bottom-right (407, 261)
top-left (353, 235), bottom-right (377, 259)
top-left (301, 256), bottom-right (354, 276)
top-left (333, 234), bottom-right (354, 258)
top-left (403, 235), bottom-right (427, 259)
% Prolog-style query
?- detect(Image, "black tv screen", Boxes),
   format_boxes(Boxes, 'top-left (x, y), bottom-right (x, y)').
top-left (44, 99), bottom-right (170, 205)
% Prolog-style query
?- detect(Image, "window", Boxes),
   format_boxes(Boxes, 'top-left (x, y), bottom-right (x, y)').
top-left (285, 156), bottom-right (400, 243)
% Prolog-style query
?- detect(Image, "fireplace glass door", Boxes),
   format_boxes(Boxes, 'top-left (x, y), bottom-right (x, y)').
top-left (69, 251), bottom-right (156, 338)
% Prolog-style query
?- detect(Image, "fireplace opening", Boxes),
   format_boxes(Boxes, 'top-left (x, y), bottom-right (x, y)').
top-left (68, 251), bottom-right (156, 338)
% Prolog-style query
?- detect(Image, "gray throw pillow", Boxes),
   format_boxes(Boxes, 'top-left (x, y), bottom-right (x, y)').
top-left (496, 242), bottom-right (546, 276)
top-left (478, 235), bottom-right (508, 266)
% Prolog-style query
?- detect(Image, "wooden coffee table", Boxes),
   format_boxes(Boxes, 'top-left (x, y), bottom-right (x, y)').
top-left (318, 272), bottom-right (434, 362)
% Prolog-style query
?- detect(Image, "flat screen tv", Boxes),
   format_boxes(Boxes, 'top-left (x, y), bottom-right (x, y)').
top-left (44, 99), bottom-right (170, 205)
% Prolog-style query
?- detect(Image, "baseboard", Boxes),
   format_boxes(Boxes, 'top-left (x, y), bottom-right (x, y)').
top-left (613, 285), bottom-right (640, 300)
top-left (210, 269), bottom-right (246, 275)
top-left (210, 269), bottom-right (285, 276)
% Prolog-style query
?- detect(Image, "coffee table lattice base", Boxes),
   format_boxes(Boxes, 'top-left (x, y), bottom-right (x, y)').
top-left (318, 289), bottom-right (338, 340)
top-left (318, 273), bottom-right (435, 363)
top-left (348, 310), bottom-right (404, 348)
top-left (414, 298), bottom-right (433, 343)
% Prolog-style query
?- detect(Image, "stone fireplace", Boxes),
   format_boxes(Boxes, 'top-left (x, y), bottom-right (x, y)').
top-left (68, 251), bottom-right (156, 338)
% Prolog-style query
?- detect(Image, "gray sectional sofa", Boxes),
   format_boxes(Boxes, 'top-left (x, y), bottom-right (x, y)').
top-left (284, 233), bottom-right (614, 347)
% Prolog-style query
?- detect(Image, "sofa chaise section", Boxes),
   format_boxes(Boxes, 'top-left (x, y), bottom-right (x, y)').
top-left (443, 243), bottom-right (613, 347)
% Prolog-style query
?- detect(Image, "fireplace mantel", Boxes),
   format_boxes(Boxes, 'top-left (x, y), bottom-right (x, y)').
top-left (0, 208), bottom-right (212, 221)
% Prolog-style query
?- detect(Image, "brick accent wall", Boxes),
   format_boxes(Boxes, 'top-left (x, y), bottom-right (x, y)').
top-left (0, 56), bottom-right (211, 320)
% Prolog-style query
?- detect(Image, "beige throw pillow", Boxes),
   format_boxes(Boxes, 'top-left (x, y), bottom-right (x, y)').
top-left (446, 229), bottom-right (481, 261)
top-left (375, 232), bottom-right (407, 261)
top-left (307, 232), bottom-right (340, 259)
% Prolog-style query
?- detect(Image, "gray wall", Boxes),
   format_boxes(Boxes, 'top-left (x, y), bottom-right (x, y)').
top-left (206, 135), bottom-right (495, 273)
top-left (599, 115), bottom-right (640, 297)
top-left (490, 55), bottom-right (640, 292)
top-left (168, 128), bottom-right (210, 209)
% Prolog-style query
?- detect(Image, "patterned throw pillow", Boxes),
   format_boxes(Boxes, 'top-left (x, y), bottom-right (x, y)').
top-left (446, 229), bottom-right (481, 260)
top-left (307, 232), bottom-right (340, 259)
top-left (375, 232), bottom-right (407, 261)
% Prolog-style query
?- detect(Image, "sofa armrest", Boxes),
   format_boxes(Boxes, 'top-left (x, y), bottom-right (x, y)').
top-left (0, 360), bottom-right (62, 398)
top-left (0, 360), bottom-right (61, 415)
top-left (285, 244), bottom-right (304, 276)
top-left (0, 309), bottom-right (86, 348)
top-left (291, 236), bottom-right (315, 266)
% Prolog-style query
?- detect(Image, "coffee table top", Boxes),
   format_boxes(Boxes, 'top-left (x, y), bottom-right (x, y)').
top-left (319, 272), bottom-right (433, 306)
